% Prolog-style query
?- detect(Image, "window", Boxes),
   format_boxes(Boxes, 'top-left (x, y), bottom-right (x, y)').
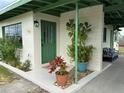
top-left (2, 23), bottom-right (22, 48)
top-left (103, 28), bottom-right (107, 42)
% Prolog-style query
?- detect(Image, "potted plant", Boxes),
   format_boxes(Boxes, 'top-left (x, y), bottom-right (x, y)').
top-left (66, 19), bottom-right (95, 72)
top-left (48, 56), bottom-right (69, 86)
top-left (82, 45), bottom-right (94, 62)
top-left (77, 45), bottom-right (94, 72)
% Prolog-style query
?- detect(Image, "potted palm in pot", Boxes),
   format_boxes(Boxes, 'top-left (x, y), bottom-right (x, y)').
top-left (82, 45), bottom-right (94, 62)
top-left (67, 19), bottom-right (95, 72)
top-left (48, 56), bottom-right (69, 86)
top-left (78, 45), bottom-right (94, 72)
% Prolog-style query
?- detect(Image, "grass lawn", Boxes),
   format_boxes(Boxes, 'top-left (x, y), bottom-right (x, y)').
top-left (0, 66), bottom-right (15, 84)
top-left (119, 47), bottom-right (124, 54)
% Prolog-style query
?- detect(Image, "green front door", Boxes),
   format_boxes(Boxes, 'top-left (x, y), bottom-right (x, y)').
top-left (41, 20), bottom-right (56, 64)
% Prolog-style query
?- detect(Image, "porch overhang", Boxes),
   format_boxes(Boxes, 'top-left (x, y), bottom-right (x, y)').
top-left (0, 0), bottom-right (32, 21)
top-left (104, 0), bottom-right (124, 27)
top-left (0, 0), bottom-right (101, 21)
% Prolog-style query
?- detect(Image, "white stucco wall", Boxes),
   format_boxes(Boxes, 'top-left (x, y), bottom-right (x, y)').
top-left (59, 5), bottom-right (104, 71)
top-left (103, 25), bottom-right (113, 48)
top-left (33, 12), bottom-right (60, 70)
top-left (0, 11), bottom-right (34, 69)
top-left (0, 5), bottom-right (104, 72)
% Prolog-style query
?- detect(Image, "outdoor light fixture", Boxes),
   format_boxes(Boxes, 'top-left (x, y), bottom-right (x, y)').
top-left (34, 20), bottom-right (39, 27)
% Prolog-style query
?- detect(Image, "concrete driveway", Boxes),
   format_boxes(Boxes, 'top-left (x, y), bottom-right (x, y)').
top-left (77, 55), bottom-right (124, 93)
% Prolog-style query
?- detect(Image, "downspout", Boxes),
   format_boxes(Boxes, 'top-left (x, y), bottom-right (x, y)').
top-left (75, 1), bottom-right (79, 84)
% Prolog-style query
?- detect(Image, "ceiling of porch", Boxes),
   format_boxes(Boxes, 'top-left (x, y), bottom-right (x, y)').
top-left (0, 0), bottom-right (124, 27)
top-left (103, 0), bottom-right (124, 27)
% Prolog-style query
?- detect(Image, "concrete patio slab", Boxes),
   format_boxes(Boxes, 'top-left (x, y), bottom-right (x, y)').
top-left (77, 55), bottom-right (124, 93)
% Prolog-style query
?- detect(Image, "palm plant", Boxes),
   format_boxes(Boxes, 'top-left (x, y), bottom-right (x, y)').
top-left (66, 19), bottom-right (94, 62)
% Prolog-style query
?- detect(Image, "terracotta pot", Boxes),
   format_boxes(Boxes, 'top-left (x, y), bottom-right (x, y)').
top-left (56, 72), bottom-right (69, 86)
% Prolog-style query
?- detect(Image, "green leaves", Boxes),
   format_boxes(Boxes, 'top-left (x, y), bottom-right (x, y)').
top-left (66, 19), bottom-right (92, 46)
top-left (67, 44), bottom-right (75, 60)
top-left (81, 45), bottom-right (95, 62)
top-left (0, 38), bottom-right (19, 65)
top-left (66, 19), bottom-right (94, 62)
top-left (20, 60), bottom-right (31, 72)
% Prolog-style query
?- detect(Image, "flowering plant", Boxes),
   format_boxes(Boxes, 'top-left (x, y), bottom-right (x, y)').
top-left (48, 56), bottom-right (68, 75)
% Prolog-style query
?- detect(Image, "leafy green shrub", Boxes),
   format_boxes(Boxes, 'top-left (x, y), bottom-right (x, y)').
top-left (9, 57), bottom-right (21, 68)
top-left (0, 38), bottom-right (31, 72)
top-left (0, 38), bottom-right (21, 67)
top-left (20, 60), bottom-right (31, 72)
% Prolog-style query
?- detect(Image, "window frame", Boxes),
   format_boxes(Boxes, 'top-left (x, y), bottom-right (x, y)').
top-left (2, 22), bottom-right (23, 48)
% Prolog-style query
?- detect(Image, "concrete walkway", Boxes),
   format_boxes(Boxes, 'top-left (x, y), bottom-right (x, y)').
top-left (77, 55), bottom-right (124, 93)
top-left (0, 75), bottom-right (48, 93)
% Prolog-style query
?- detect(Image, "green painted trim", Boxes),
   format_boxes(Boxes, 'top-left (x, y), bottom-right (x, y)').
top-left (104, 3), bottom-right (124, 12)
top-left (0, 0), bottom-right (32, 15)
top-left (75, 2), bottom-right (79, 84)
top-left (36, 0), bottom-right (79, 12)
top-left (33, 0), bottom-right (51, 4)
top-left (18, 7), bottom-right (31, 10)
top-left (33, 0), bottom-right (74, 10)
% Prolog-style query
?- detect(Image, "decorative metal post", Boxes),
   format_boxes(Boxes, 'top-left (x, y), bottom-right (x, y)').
top-left (75, 1), bottom-right (79, 84)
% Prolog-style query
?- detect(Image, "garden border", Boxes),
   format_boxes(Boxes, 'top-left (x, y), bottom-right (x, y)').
top-left (0, 61), bottom-right (112, 93)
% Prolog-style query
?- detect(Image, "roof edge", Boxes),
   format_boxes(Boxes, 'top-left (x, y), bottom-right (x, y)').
top-left (0, 0), bottom-right (32, 15)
